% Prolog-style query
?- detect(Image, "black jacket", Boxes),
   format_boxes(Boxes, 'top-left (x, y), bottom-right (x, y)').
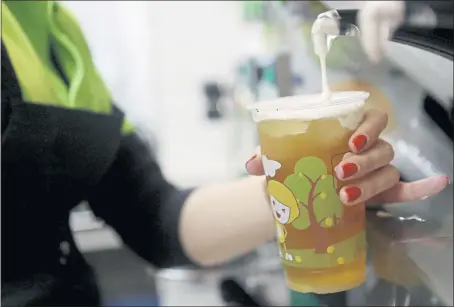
top-left (1, 41), bottom-right (193, 306)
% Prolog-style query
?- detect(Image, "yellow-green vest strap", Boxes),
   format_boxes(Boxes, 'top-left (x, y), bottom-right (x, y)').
top-left (53, 3), bottom-right (135, 134)
top-left (1, 1), bottom-right (65, 104)
top-left (1, 0), bottom-right (135, 134)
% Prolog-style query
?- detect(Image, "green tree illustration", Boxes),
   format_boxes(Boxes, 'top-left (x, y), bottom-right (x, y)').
top-left (284, 156), bottom-right (344, 253)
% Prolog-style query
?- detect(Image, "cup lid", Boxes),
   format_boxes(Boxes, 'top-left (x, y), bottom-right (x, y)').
top-left (247, 91), bottom-right (369, 111)
top-left (247, 91), bottom-right (370, 122)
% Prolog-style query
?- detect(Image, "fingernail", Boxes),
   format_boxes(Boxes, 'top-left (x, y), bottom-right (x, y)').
top-left (341, 186), bottom-right (362, 204)
top-left (245, 154), bottom-right (257, 170)
top-left (336, 162), bottom-right (359, 179)
top-left (420, 196), bottom-right (429, 200)
top-left (352, 134), bottom-right (368, 152)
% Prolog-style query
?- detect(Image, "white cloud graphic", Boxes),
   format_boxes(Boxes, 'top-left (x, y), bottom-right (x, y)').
top-left (262, 155), bottom-right (281, 178)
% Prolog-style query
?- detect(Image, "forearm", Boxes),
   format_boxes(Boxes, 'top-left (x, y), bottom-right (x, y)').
top-left (179, 176), bottom-right (275, 266)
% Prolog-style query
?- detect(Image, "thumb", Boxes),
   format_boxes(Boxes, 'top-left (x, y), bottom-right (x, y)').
top-left (245, 147), bottom-right (264, 176)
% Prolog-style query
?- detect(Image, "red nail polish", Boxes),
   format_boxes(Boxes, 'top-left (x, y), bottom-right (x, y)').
top-left (344, 186), bottom-right (362, 202)
top-left (352, 134), bottom-right (368, 151)
top-left (245, 154), bottom-right (257, 169)
top-left (341, 163), bottom-right (359, 178)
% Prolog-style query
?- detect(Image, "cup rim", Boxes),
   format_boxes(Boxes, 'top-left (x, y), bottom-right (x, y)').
top-left (247, 91), bottom-right (370, 112)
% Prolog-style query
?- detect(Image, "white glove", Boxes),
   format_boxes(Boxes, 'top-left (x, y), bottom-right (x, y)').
top-left (357, 1), bottom-right (406, 63)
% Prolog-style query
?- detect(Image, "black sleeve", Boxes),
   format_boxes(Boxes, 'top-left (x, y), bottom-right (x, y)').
top-left (88, 131), bottom-right (196, 268)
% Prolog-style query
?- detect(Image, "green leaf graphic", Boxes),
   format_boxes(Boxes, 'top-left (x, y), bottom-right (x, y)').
top-left (294, 156), bottom-right (327, 182)
top-left (313, 174), bottom-right (343, 227)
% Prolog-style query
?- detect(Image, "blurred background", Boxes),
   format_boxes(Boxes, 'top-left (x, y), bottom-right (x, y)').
top-left (62, 1), bottom-right (453, 306)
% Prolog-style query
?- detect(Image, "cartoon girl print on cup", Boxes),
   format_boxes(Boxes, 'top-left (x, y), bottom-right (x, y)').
top-left (268, 180), bottom-right (300, 261)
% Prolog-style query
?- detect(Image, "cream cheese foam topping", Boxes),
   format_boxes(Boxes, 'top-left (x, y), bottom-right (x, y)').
top-left (249, 91), bottom-right (368, 131)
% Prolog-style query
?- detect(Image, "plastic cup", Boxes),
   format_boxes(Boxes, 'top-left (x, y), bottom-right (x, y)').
top-left (248, 91), bottom-right (370, 294)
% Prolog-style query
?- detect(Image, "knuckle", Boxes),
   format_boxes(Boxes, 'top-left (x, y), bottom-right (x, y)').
top-left (362, 109), bottom-right (388, 137)
top-left (382, 166), bottom-right (400, 191)
top-left (355, 154), bottom-right (369, 172)
top-left (354, 140), bottom-right (395, 176)
top-left (382, 111), bottom-right (389, 125)
top-left (365, 179), bottom-right (381, 198)
top-left (366, 180), bottom-right (381, 197)
top-left (343, 152), bottom-right (354, 160)
top-left (364, 165), bottom-right (399, 198)
top-left (369, 108), bottom-right (388, 128)
top-left (357, 146), bottom-right (382, 173)
top-left (381, 139), bottom-right (395, 161)
top-left (388, 165), bottom-right (400, 182)
top-left (360, 178), bottom-right (378, 199)
top-left (375, 108), bottom-right (388, 120)
top-left (386, 142), bottom-right (395, 161)
top-left (377, 111), bottom-right (389, 129)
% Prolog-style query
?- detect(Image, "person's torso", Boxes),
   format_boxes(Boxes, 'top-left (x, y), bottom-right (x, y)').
top-left (1, 1), bottom-right (131, 305)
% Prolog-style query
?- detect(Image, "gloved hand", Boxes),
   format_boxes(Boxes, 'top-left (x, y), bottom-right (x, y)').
top-left (357, 1), bottom-right (405, 63)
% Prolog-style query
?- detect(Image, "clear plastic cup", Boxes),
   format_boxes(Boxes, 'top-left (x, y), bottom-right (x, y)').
top-left (248, 91), bottom-right (370, 294)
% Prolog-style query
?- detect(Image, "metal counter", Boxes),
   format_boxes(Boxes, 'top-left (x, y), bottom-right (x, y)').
top-left (155, 193), bottom-right (453, 306)
top-left (364, 195), bottom-right (453, 306)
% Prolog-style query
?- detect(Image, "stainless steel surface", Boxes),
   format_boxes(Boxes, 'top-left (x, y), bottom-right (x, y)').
top-left (365, 209), bottom-right (453, 306)
top-left (154, 204), bottom-right (453, 306)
